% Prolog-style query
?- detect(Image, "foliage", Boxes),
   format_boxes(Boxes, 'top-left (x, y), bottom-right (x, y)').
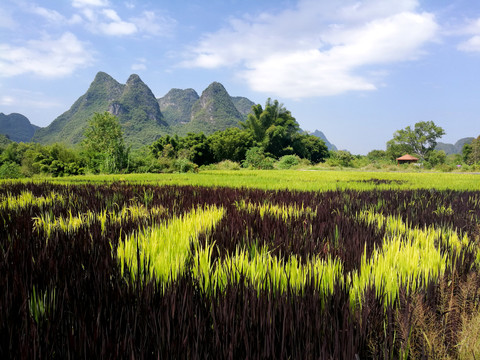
top-left (0, 161), bottom-right (23, 179)
top-left (327, 150), bottom-right (355, 167)
top-left (33, 143), bottom-right (85, 177)
top-left (424, 149), bottom-right (447, 168)
top-left (209, 127), bottom-right (254, 163)
top-left (0, 133), bottom-right (12, 147)
top-left (149, 135), bottom-right (180, 159)
top-left (241, 98), bottom-right (300, 158)
top-left (276, 155), bottom-right (301, 169)
top-left (174, 158), bottom-right (197, 173)
top-left (386, 120), bottom-right (445, 160)
top-left (292, 134), bottom-right (329, 163)
top-left (205, 160), bottom-right (241, 171)
top-left (367, 149), bottom-right (389, 161)
top-left (177, 132), bottom-right (214, 166)
top-left (82, 112), bottom-right (129, 173)
top-left (463, 136), bottom-right (480, 165)
top-left (242, 147), bottom-right (275, 169)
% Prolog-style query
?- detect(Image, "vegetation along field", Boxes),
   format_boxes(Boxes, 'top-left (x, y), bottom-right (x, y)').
top-left (1, 172), bottom-right (480, 358)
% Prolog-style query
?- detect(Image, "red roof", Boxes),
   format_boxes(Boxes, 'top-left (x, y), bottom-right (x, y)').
top-left (396, 154), bottom-right (419, 161)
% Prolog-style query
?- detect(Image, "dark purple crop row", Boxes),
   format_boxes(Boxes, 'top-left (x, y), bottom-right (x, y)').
top-left (1, 182), bottom-right (479, 359)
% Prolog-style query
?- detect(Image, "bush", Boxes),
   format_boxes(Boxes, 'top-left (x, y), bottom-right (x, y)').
top-left (276, 155), bottom-right (300, 169)
top-left (215, 160), bottom-right (241, 170)
top-left (242, 147), bottom-right (275, 170)
top-left (0, 161), bottom-right (23, 179)
top-left (174, 158), bottom-right (197, 173)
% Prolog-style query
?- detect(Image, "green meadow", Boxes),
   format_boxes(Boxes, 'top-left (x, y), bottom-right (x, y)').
top-left (16, 168), bottom-right (480, 191)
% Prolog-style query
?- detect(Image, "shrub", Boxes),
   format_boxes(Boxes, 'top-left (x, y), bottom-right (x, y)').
top-left (242, 147), bottom-right (275, 169)
top-left (174, 158), bottom-right (197, 173)
top-left (215, 160), bottom-right (241, 170)
top-left (276, 155), bottom-right (300, 169)
top-left (0, 161), bottom-right (23, 179)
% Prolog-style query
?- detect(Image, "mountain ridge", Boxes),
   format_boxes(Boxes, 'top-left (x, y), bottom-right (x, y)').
top-left (0, 113), bottom-right (39, 142)
top-left (6, 71), bottom-right (338, 151)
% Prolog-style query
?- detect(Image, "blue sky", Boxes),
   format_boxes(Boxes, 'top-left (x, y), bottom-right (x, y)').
top-left (1, 0), bottom-right (480, 154)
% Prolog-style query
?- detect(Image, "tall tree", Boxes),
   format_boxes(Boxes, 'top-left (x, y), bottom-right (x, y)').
top-left (82, 112), bottom-right (129, 173)
top-left (386, 121), bottom-right (445, 160)
top-left (241, 98), bottom-right (299, 158)
top-left (466, 136), bottom-right (480, 165)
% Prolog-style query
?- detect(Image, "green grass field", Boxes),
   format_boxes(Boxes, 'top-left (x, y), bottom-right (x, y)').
top-left (19, 169), bottom-right (480, 191)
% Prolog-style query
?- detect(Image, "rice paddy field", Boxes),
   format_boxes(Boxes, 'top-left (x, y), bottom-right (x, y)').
top-left (1, 170), bottom-right (480, 358)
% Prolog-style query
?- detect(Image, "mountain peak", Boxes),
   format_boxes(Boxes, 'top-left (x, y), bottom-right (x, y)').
top-left (189, 81), bottom-right (244, 131)
top-left (158, 88), bottom-right (199, 125)
top-left (0, 113), bottom-right (39, 142)
top-left (203, 82), bottom-right (228, 95)
top-left (126, 73), bottom-right (142, 85)
top-left (93, 71), bottom-right (117, 84)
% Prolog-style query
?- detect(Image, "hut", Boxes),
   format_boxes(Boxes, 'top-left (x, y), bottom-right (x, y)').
top-left (396, 154), bottom-right (419, 165)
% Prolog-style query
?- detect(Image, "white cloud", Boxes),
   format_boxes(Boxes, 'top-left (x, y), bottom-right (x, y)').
top-left (0, 32), bottom-right (94, 77)
top-left (30, 5), bottom-right (82, 25)
top-left (458, 35), bottom-right (480, 52)
top-left (98, 19), bottom-right (137, 36)
top-left (68, 2), bottom-right (175, 37)
top-left (457, 18), bottom-right (480, 52)
top-left (183, 0), bottom-right (438, 98)
top-left (72, 0), bottom-right (109, 8)
top-left (0, 95), bottom-right (15, 106)
top-left (132, 11), bottom-right (176, 37)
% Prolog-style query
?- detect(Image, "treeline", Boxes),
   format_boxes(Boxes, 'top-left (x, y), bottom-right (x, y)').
top-left (1, 103), bottom-right (479, 179)
top-left (0, 100), bottom-right (329, 178)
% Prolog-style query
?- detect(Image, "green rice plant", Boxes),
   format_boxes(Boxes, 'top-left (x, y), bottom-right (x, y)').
top-left (0, 190), bottom-right (64, 211)
top-left (353, 210), bottom-right (478, 309)
top-left (193, 243), bottom-right (343, 297)
top-left (349, 232), bottom-right (446, 308)
top-left (234, 200), bottom-right (317, 221)
top-left (29, 286), bottom-right (56, 324)
top-left (116, 205), bottom-right (225, 288)
top-left (33, 210), bottom-right (96, 237)
top-left (33, 204), bottom-right (166, 237)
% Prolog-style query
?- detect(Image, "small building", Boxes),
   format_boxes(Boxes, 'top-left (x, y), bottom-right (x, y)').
top-left (396, 154), bottom-right (419, 165)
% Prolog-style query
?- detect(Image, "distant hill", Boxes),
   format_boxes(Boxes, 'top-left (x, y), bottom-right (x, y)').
top-left (310, 130), bottom-right (337, 151)
top-left (32, 72), bottom-right (167, 147)
top-left (0, 113), bottom-right (40, 142)
top-left (0, 133), bottom-right (12, 147)
top-left (29, 71), bottom-right (334, 150)
top-left (436, 137), bottom-right (474, 155)
top-left (32, 72), bottom-right (256, 147)
top-left (231, 97), bottom-right (255, 116)
top-left (158, 88), bottom-right (199, 125)
top-left (183, 82), bottom-right (245, 134)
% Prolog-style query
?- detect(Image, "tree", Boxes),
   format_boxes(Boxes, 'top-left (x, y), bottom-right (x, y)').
top-left (150, 135), bottom-right (180, 159)
top-left (209, 128), bottom-right (254, 163)
top-left (177, 133), bottom-right (214, 166)
top-left (241, 98), bottom-right (300, 158)
top-left (386, 121), bottom-right (445, 160)
top-left (82, 112), bottom-right (129, 173)
top-left (291, 134), bottom-right (329, 163)
top-left (466, 136), bottom-right (480, 165)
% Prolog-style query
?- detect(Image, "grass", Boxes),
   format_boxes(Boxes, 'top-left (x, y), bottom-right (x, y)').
top-left (16, 169), bottom-right (479, 191)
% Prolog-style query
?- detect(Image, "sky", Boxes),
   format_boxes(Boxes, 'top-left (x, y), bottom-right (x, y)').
top-left (1, 0), bottom-right (480, 154)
